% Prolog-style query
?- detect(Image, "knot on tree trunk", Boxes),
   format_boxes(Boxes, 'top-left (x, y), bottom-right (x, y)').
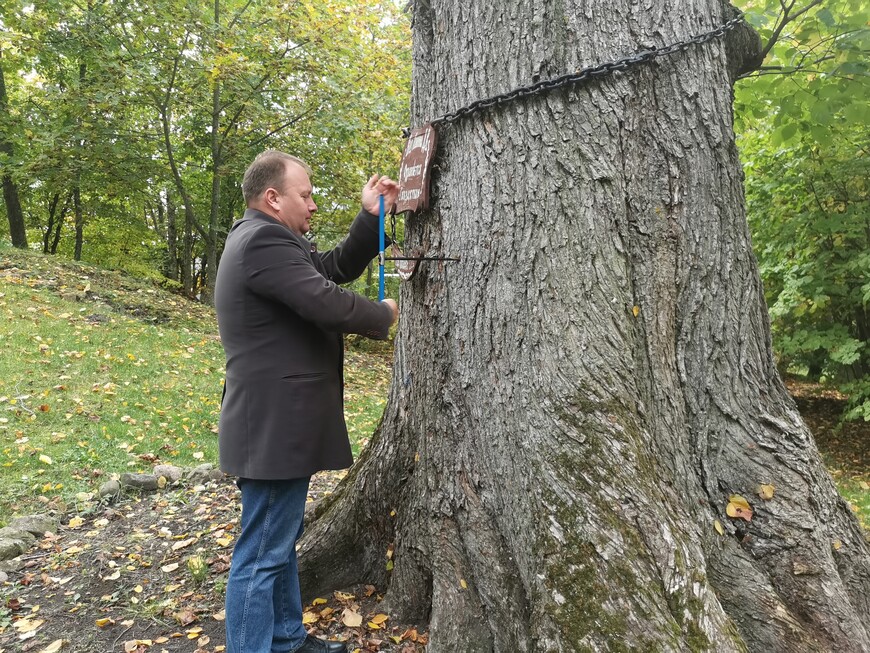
top-left (724, 5), bottom-right (764, 80)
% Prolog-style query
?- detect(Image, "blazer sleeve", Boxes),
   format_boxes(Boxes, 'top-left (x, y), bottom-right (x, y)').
top-left (244, 223), bottom-right (393, 339)
top-left (318, 209), bottom-right (391, 284)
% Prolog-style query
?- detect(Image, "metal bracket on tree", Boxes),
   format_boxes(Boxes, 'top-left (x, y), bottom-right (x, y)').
top-left (381, 124), bottom-right (459, 294)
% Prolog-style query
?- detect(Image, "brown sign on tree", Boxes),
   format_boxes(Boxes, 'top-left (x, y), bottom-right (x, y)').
top-left (395, 124), bottom-right (437, 214)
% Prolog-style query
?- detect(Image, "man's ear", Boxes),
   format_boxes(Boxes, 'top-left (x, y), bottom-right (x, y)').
top-left (263, 188), bottom-right (279, 207)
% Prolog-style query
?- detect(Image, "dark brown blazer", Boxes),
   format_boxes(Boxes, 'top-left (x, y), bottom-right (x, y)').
top-left (214, 208), bottom-right (393, 480)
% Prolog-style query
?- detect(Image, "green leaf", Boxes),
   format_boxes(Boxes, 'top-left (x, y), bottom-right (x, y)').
top-left (816, 8), bottom-right (836, 28)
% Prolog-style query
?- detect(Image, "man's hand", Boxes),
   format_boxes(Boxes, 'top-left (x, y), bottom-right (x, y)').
top-left (381, 299), bottom-right (398, 325)
top-left (362, 174), bottom-right (400, 215)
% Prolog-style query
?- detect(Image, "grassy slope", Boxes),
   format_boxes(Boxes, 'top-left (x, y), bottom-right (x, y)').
top-left (0, 245), bottom-right (390, 521)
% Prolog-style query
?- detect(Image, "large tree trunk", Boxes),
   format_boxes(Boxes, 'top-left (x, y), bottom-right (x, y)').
top-left (298, 1), bottom-right (870, 651)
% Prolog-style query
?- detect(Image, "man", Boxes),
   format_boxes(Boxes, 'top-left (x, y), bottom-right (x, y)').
top-left (214, 150), bottom-right (399, 653)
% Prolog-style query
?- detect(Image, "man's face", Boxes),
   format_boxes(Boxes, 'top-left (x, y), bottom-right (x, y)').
top-left (268, 162), bottom-right (317, 235)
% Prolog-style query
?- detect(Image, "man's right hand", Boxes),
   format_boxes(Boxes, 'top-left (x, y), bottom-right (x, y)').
top-left (382, 299), bottom-right (398, 325)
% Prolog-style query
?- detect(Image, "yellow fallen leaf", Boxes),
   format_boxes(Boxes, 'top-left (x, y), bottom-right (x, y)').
top-left (367, 621), bottom-right (382, 630)
top-left (38, 454), bottom-right (53, 465)
top-left (726, 494), bottom-right (753, 522)
top-left (123, 641), bottom-right (152, 652)
top-left (212, 610), bottom-right (226, 621)
top-left (39, 640), bottom-right (65, 653)
top-left (460, 579), bottom-right (468, 589)
top-left (714, 519), bottom-right (724, 536)
top-left (171, 538), bottom-right (195, 551)
top-left (370, 613), bottom-right (389, 625)
top-left (104, 570), bottom-right (121, 581)
top-left (302, 611), bottom-right (319, 624)
top-left (342, 609), bottom-right (363, 628)
top-left (216, 537), bottom-right (232, 547)
top-left (95, 618), bottom-right (115, 628)
top-left (68, 517), bottom-right (84, 529)
top-left (14, 618), bottom-right (45, 633)
top-left (758, 484), bottom-right (775, 500)
top-left (632, 305), bottom-right (640, 317)
top-left (833, 540), bottom-right (842, 551)
top-left (312, 597), bottom-right (328, 606)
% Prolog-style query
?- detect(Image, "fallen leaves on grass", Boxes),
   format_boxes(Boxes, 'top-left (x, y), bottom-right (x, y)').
top-left (0, 475), bottom-right (428, 653)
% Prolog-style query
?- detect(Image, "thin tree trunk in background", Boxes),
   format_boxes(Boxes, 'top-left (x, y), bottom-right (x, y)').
top-left (72, 59), bottom-right (87, 262)
top-left (49, 192), bottom-right (68, 255)
top-left (73, 186), bottom-right (83, 261)
top-left (182, 207), bottom-right (194, 296)
top-left (297, 1), bottom-right (870, 651)
top-left (165, 192), bottom-right (179, 282)
top-left (0, 50), bottom-right (27, 249)
top-left (200, 0), bottom-right (222, 306)
top-left (43, 193), bottom-right (61, 254)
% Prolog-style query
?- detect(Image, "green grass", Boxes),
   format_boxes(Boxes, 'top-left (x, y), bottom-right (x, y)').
top-left (832, 475), bottom-right (870, 531)
top-left (0, 246), bottom-right (392, 521)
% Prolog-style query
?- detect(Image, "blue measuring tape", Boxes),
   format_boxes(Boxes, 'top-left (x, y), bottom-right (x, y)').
top-left (378, 194), bottom-right (385, 301)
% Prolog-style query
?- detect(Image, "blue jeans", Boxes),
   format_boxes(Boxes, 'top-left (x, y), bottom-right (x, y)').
top-left (226, 477), bottom-right (311, 653)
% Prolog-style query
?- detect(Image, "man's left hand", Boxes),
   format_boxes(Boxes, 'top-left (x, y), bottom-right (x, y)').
top-left (362, 174), bottom-right (400, 215)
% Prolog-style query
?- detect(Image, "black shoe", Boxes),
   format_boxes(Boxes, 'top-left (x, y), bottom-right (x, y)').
top-left (294, 634), bottom-right (348, 653)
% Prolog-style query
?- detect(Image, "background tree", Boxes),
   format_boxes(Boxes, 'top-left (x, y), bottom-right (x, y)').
top-left (735, 0), bottom-right (870, 420)
top-left (298, 0), bottom-right (870, 650)
top-left (0, 0), bottom-right (410, 297)
top-left (0, 43), bottom-right (27, 248)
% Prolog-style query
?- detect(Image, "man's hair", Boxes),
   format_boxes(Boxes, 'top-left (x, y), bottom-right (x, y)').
top-left (242, 150), bottom-right (311, 205)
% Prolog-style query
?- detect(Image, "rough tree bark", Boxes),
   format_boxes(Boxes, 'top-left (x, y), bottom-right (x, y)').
top-left (298, 1), bottom-right (870, 651)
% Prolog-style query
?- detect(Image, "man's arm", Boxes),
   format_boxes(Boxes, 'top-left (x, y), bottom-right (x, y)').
top-left (246, 223), bottom-right (394, 338)
top-left (318, 175), bottom-right (400, 284)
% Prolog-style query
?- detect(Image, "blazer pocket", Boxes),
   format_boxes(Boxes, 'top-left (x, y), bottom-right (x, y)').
top-left (281, 372), bottom-right (328, 382)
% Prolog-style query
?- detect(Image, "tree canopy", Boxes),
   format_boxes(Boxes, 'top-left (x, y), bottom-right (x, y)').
top-left (735, 0), bottom-right (870, 419)
top-left (0, 0), bottom-right (410, 294)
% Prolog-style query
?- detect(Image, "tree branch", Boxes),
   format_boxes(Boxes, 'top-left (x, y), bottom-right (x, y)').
top-left (761, 0), bottom-right (826, 60)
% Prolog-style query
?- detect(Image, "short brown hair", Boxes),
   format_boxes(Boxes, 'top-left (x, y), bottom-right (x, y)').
top-left (242, 150), bottom-right (311, 205)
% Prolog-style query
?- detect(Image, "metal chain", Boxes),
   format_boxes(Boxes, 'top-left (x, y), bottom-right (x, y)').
top-left (415, 14), bottom-right (744, 131)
